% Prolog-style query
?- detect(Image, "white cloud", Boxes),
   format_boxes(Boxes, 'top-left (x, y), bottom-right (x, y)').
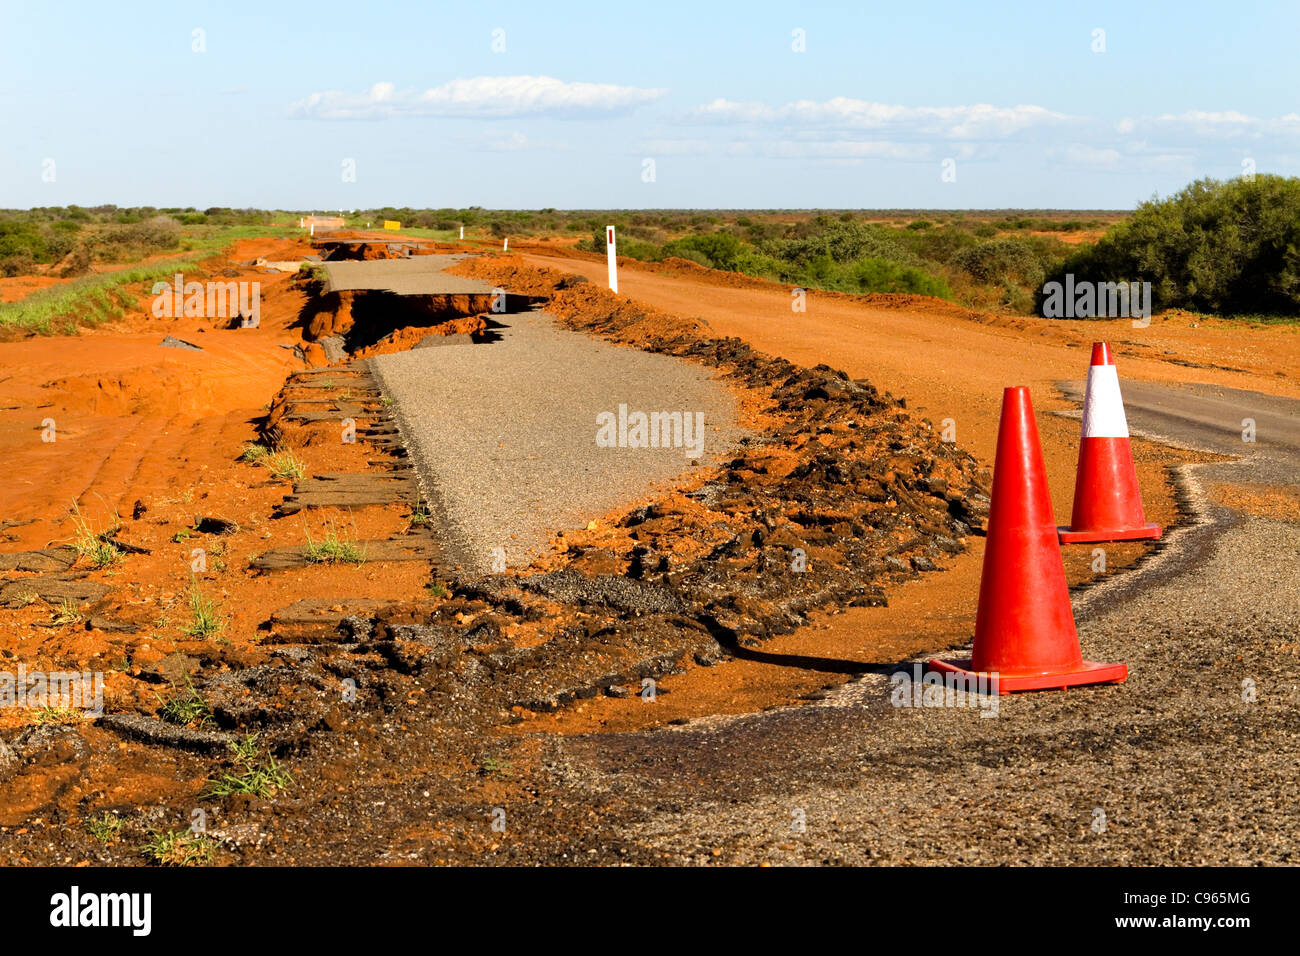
top-left (683, 97), bottom-right (1070, 139)
top-left (1046, 140), bottom-right (1197, 175)
top-left (479, 130), bottom-right (530, 151)
top-left (729, 139), bottom-right (929, 160)
top-left (1051, 144), bottom-right (1122, 168)
top-left (1117, 110), bottom-right (1300, 140)
top-left (636, 138), bottom-right (716, 156)
top-left (635, 136), bottom-right (931, 163)
top-left (462, 130), bottom-right (571, 152)
top-left (291, 76), bottom-right (667, 120)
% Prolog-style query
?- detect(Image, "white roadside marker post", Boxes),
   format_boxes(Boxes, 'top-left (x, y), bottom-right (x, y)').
top-left (460, 225), bottom-right (464, 240)
top-left (503, 236), bottom-right (509, 251)
top-left (606, 225), bottom-right (618, 293)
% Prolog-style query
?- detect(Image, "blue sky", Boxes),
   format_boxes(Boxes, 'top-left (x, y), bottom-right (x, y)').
top-left (3, 0), bottom-right (1298, 209)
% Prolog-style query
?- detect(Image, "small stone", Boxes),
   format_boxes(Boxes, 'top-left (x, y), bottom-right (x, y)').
top-left (160, 335), bottom-right (202, 351)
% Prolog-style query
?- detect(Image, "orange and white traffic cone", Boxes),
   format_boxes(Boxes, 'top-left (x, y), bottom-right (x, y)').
top-left (930, 386), bottom-right (1128, 693)
top-left (1059, 342), bottom-right (1161, 544)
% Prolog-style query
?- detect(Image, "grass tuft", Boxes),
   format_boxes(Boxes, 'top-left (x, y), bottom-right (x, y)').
top-left (86, 812), bottom-right (124, 844)
top-left (33, 706), bottom-right (84, 725)
top-left (51, 598), bottom-right (83, 626)
top-left (303, 525), bottom-right (366, 565)
top-left (140, 829), bottom-right (217, 866)
top-left (265, 449), bottom-right (305, 481)
top-left (204, 733), bottom-right (293, 798)
top-left (70, 501), bottom-right (122, 568)
top-left (158, 678), bottom-right (212, 727)
top-left (180, 579), bottom-right (225, 639)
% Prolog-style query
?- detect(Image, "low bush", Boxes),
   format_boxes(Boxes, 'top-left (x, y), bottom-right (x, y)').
top-left (1042, 175), bottom-right (1300, 316)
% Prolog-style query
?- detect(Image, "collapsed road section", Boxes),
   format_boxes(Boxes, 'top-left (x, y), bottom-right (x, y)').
top-left (296, 254), bottom-right (528, 361)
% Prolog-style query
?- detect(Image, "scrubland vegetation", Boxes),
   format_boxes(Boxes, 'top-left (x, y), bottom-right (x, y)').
top-left (3, 176), bottom-right (1296, 325)
top-left (1042, 175), bottom-right (1300, 316)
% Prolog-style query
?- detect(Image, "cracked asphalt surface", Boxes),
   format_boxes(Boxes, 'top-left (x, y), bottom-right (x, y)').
top-left (493, 380), bottom-right (1300, 865)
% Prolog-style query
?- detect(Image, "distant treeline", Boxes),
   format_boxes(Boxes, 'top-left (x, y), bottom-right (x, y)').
top-left (0, 206), bottom-right (278, 277)
top-left (4, 183), bottom-right (1296, 317)
top-left (580, 213), bottom-right (1086, 309)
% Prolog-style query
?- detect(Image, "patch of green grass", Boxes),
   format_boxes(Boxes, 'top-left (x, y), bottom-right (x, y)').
top-left (1204, 312), bottom-right (1300, 326)
top-left (204, 733), bottom-right (293, 798)
top-left (380, 396), bottom-right (394, 407)
top-left (296, 262), bottom-right (329, 284)
top-left (184, 223), bottom-right (299, 248)
top-left (70, 502), bottom-right (122, 568)
top-left (33, 706), bottom-right (84, 725)
top-left (51, 598), bottom-right (83, 626)
top-left (240, 442), bottom-right (270, 462)
top-left (158, 679), bottom-right (212, 727)
top-left (86, 812), bottom-right (124, 844)
top-left (425, 580), bottom-right (449, 598)
top-left (265, 449), bottom-right (305, 481)
top-left (0, 255), bottom-right (209, 333)
top-left (180, 579), bottom-right (226, 640)
top-left (140, 828), bottom-right (218, 866)
top-left (480, 756), bottom-right (514, 778)
top-left (303, 526), bottom-right (366, 565)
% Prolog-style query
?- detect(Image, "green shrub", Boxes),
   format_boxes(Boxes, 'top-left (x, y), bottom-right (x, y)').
top-left (0, 251), bottom-right (35, 276)
top-left (954, 237), bottom-right (1048, 286)
top-left (664, 246), bottom-right (712, 267)
top-left (58, 244), bottom-right (92, 278)
top-left (839, 258), bottom-right (952, 297)
top-left (1043, 175), bottom-right (1300, 316)
top-left (732, 248), bottom-right (790, 281)
top-left (758, 217), bottom-right (911, 267)
top-left (901, 224), bottom-right (976, 266)
top-left (660, 232), bottom-right (745, 270)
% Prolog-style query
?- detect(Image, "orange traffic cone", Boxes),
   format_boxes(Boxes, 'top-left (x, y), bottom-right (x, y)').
top-left (1059, 342), bottom-right (1161, 544)
top-left (930, 386), bottom-right (1127, 693)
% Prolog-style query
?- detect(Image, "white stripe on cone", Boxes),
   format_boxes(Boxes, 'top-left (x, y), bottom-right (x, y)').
top-left (1080, 364), bottom-right (1129, 438)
